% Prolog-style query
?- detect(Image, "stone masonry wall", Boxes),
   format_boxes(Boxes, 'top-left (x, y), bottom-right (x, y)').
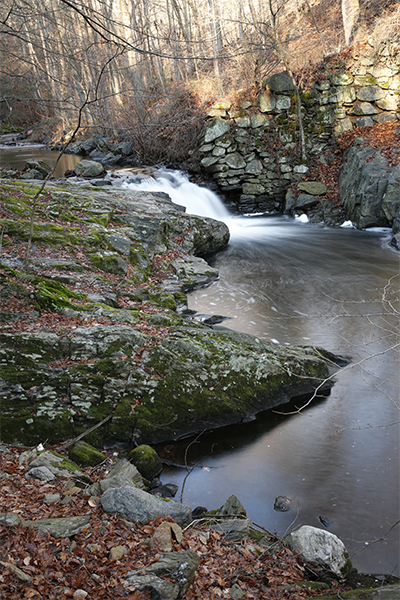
top-left (192, 42), bottom-right (400, 214)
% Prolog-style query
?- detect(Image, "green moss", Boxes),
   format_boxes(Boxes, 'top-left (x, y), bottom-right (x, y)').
top-left (0, 193), bottom-right (31, 215)
top-left (0, 218), bottom-right (81, 246)
top-left (35, 279), bottom-right (88, 311)
top-left (89, 252), bottom-right (127, 275)
top-left (68, 441), bottom-right (106, 467)
top-left (108, 397), bottom-right (137, 441)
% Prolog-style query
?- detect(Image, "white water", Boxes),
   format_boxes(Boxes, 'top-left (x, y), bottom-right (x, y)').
top-left (119, 168), bottom-right (319, 241)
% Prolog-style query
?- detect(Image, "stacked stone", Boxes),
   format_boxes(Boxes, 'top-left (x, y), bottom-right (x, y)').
top-left (196, 42), bottom-right (400, 213)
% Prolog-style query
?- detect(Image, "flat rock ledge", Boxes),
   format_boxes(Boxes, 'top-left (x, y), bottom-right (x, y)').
top-left (0, 180), bottom-right (343, 447)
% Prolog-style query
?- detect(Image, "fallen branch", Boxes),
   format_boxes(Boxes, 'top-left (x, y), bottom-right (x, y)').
top-left (56, 411), bottom-right (115, 452)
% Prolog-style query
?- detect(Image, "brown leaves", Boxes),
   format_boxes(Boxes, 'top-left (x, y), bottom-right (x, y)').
top-left (0, 446), bottom-right (342, 600)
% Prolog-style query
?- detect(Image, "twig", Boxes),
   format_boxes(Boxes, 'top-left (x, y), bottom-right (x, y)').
top-left (350, 520), bottom-right (400, 559)
top-left (56, 411), bottom-right (115, 452)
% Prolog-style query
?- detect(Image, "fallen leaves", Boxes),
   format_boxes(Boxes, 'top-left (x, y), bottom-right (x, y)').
top-left (0, 446), bottom-right (341, 600)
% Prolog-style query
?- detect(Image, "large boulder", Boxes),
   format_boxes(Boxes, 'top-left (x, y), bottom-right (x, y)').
top-left (339, 140), bottom-right (400, 230)
top-left (287, 525), bottom-right (352, 578)
top-left (74, 159), bottom-right (105, 177)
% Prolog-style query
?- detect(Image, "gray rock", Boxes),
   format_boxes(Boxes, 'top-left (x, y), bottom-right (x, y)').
top-left (24, 515), bottom-right (91, 538)
top-left (172, 256), bottom-right (219, 291)
top-left (0, 512), bottom-right (24, 526)
top-left (351, 102), bottom-right (379, 115)
top-left (265, 71), bottom-right (295, 92)
top-left (356, 86), bottom-right (384, 102)
top-left (126, 573), bottom-right (179, 599)
top-left (204, 118), bottom-right (230, 143)
top-left (211, 518), bottom-right (252, 543)
top-left (217, 495), bottom-right (247, 517)
top-left (274, 496), bottom-right (292, 512)
top-left (106, 233), bottom-right (131, 255)
top-left (126, 550), bottom-right (199, 599)
top-left (288, 525), bottom-right (352, 578)
top-left (20, 169), bottom-right (44, 180)
top-left (339, 143), bottom-right (400, 229)
top-left (27, 451), bottom-right (86, 479)
top-left (104, 458), bottom-right (145, 490)
top-left (24, 159), bottom-right (51, 174)
top-left (101, 485), bottom-right (193, 526)
top-left (298, 181), bottom-right (327, 195)
top-left (225, 153), bottom-right (246, 170)
top-left (355, 116), bottom-right (375, 127)
top-left (229, 583), bottom-right (247, 599)
top-left (25, 466), bottom-right (55, 481)
top-left (74, 160), bottom-right (105, 177)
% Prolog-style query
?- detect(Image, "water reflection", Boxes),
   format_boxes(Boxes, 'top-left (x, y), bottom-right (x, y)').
top-left (0, 144), bottom-right (81, 178)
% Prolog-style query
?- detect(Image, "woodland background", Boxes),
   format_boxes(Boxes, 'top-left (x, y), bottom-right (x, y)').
top-left (1, 0), bottom-right (400, 164)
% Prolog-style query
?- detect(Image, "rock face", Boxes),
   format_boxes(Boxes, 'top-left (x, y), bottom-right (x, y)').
top-left (288, 525), bottom-right (352, 578)
top-left (339, 139), bottom-right (400, 229)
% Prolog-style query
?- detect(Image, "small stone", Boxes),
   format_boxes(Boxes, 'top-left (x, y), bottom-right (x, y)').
top-left (229, 583), bottom-right (247, 599)
top-left (274, 496), bottom-right (291, 512)
top-left (73, 590), bottom-right (89, 599)
top-left (298, 181), bottom-right (327, 196)
top-left (0, 561), bottom-right (31, 582)
top-left (109, 545), bottom-right (127, 561)
top-left (44, 493), bottom-right (61, 504)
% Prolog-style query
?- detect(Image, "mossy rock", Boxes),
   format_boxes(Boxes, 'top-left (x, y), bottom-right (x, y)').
top-left (68, 441), bottom-right (106, 467)
top-left (35, 279), bottom-right (88, 311)
top-left (128, 444), bottom-right (163, 480)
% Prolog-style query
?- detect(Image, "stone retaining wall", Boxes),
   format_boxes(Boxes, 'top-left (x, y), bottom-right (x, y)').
top-left (192, 42), bottom-right (400, 213)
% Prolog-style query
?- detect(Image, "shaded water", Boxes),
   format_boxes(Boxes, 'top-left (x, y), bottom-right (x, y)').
top-left (122, 170), bottom-right (400, 576)
top-left (0, 142), bottom-right (81, 178)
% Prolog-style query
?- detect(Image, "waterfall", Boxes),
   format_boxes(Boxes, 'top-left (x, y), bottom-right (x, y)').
top-left (120, 168), bottom-right (230, 221)
top-left (117, 167), bottom-right (310, 241)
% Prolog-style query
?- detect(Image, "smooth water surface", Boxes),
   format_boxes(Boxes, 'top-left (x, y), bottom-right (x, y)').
top-left (0, 143), bottom-right (81, 178)
top-left (122, 170), bottom-right (400, 576)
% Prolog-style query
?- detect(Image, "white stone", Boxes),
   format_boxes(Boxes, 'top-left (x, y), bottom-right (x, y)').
top-left (288, 526), bottom-right (351, 578)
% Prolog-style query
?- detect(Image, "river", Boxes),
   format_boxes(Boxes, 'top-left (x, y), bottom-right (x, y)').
top-left (120, 170), bottom-right (400, 577)
top-left (1, 147), bottom-right (399, 575)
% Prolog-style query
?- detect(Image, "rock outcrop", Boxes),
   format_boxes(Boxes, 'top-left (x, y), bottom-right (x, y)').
top-left (0, 179), bottom-right (341, 447)
top-left (339, 137), bottom-right (400, 230)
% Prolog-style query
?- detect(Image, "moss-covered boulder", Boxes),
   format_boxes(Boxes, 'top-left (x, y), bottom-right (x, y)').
top-left (0, 179), bottom-right (342, 448)
top-left (128, 445), bottom-right (163, 480)
top-left (68, 441), bottom-right (106, 467)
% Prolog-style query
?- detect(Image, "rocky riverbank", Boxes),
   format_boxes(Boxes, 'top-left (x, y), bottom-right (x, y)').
top-left (1, 442), bottom-right (398, 600)
top-left (0, 177), bottom-right (343, 448)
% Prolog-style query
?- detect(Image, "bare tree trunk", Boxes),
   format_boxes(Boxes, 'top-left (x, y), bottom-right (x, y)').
top-left (342, 0), bottom-right (359, 46)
